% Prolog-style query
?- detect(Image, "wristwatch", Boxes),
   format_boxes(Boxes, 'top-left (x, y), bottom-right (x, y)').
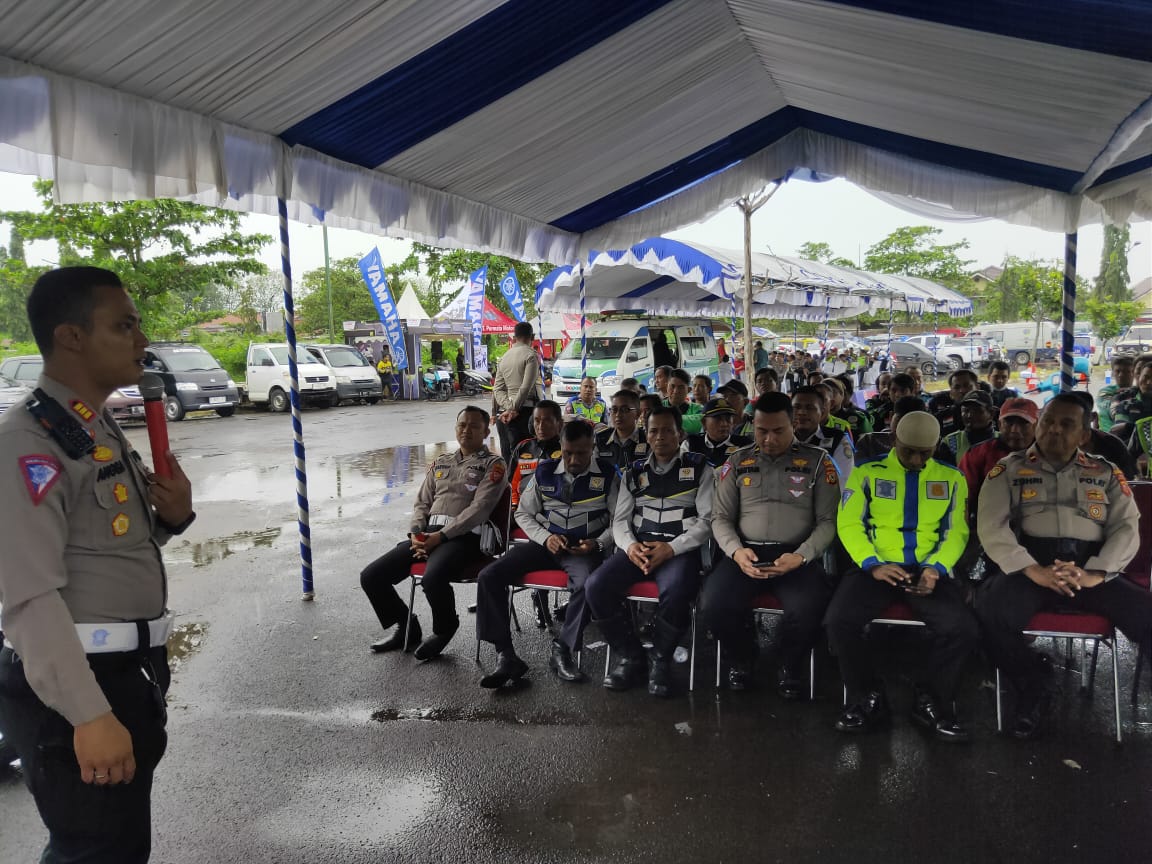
top-left (158, 511), bottom-right (197, 535)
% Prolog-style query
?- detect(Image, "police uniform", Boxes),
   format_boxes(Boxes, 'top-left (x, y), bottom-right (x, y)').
top-left (566, 396), bottom-right (607, 425)
top-left (797, 424), bottom-right (855, 485)
top-left (594, 426), bottom-right (648, 472)
top-left (360, 447), bottom-right (507, 644)
top-left (699, 441), bottom-right (840, 678)
top-left (685, 432), bottom-right (752, 468)
top-left (975, 445), bottom-right (1149, 712)
top-left (585, 451), bottom-right (713, 688)
top-left (0, 377), bottom-right (180, 862)
top-left (510, 435), bottom-right (561, 507)
top-left (476, 457), bottom-right (619, 657)
top-left (826, 449), bottom-right (975, 710)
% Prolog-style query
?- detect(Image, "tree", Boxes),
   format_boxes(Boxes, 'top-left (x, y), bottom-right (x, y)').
top-left (1094, 222), bottom-right (1131, 302)
top-left (411, 243), bottom-right (553, 321)
top-left (1084, 296), bottom-right (1142, 351)
top-left (863, 226), bottom-right (974, 290)
top-left (983, 257), bottom-right (1065, 323)
top-left (297, 256), bottom-right (379, 336)
top-left (1, 179), bottom-right (271, 334)
top-left (795, 241), bottom-right (854, 267)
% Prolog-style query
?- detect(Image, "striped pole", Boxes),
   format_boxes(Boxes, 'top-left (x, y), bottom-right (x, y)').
top-left (278, 197), bottom-right (314, 600)
top-left (579, 264), bottom-right (587, 378)
top-left (1060, 231), bottom-right (1078, 393)
top-left (886, 298), bottom-right (895, 355)
top-left (821, 291), bottom-right (831, 352)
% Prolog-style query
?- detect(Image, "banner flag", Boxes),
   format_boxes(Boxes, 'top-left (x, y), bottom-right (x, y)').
top-left (467, 264), bottom-right (489, 361)
top-left (358, 248), bottom-right (408, 371)
top-left (499, 267), bottom-right (526, 322)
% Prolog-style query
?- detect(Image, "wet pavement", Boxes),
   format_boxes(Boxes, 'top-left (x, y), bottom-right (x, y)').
top-left (1, 395), bottom-right (1150, 863)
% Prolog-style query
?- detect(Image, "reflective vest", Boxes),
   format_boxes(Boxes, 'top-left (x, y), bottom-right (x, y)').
top-left (627, 452), bottom-right (709, 543)
top-left (568, 397), bottom-right (606, 424)
top-left (510, 436), bottom-right (561, 507)
top-left (533, 457), bottom-right (617, 539)
top-left (686, 433), bottom-right (751, 468)
top-left (595, 426), bottom-right (648, 471)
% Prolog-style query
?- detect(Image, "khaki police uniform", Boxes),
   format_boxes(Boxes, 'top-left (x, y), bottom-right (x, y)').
top-left (492, 343), bottom-right (543, 459)
top-left (975, 445), bottom-right (1149, 701)
top-left (0, 376), bottom-right (176, 862)
top-left (360, 447), bottom-right (507, 638)
top-left (700, 441), bottom-right (840, 671)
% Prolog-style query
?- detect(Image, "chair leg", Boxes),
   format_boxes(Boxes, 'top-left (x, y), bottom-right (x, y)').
top-left (1087, 639), bottom-right (1101, 692)
top-left (808, 648), bottom-right (816, 702)
top-left (405, 577), bottom-right (419, 647)
top-left (1133, 639), bottom-right (1147, 707)
top-left (715, 638), bottom-right (722, 689)
top-left (688, 607), bottom-right (697, 693)
top-left (604, 644), bottom-right (611, 680)
top-left (995, 667), bottom-right (1003, 733)
top-left (1111, 639), bottom-right (1122, 744)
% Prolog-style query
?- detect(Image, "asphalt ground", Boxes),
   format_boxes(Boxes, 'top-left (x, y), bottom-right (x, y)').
top-left (1, 387), bottom-right (1149, 864)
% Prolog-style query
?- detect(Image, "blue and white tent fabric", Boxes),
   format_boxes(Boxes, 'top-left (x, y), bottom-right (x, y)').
top-left (0, 1), bottom-right (1148, 264)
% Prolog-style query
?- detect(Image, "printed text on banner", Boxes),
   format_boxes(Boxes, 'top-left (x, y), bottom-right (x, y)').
top-left (467, 265), bottom-right (489, 360)
top-left (358, 248), bottom-right (408, 371)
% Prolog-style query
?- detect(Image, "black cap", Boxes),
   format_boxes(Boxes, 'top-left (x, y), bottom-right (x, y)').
top-left (960, 390), bottom-right (994, 408)
top-left (702, 398), bottom-right (736, 417)
top-left (717, 379), bottom-right (748, 398)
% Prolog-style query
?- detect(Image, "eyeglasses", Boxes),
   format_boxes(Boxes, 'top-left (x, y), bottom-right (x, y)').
top-left (609, 406), bottom-right (637, 414)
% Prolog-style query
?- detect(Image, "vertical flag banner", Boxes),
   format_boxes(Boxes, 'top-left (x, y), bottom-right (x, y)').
top-left (500, 267), bottom-right (526, 322)
top-left (467, 265), bottom-right (488, 363)
top-left (358, 248), bottom-right (408, 371)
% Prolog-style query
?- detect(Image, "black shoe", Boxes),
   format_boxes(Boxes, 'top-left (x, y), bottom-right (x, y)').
top-left (911, 691), bottom-right (970, 743)
top-left (467, 602), bottom-right (477, 614)
top-left (727, 661), bottom-right (753, 691)
top-left (370, 616), bottom-right (421, 653)
top-left (835, 689), bottom-right (890, 733)
top-left (777, 668), bottom-right (805, 701)
top-left (648, 653), bottom-right (673, 698)
top-left (479, 652), bottom-right (529, 689)
top-left (552, 602), bottom-right (568, 623)
top-left (603, 654), bottom-right (647, 691)
top-left (413, 621), bottom-right (459, 661)
top-left (549, 640), bottom-right (585, 682)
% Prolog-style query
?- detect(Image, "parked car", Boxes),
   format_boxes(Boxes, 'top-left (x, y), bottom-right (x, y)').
top-left (144, 342), bottom-right (241, 421)
top-left (303, 344), bottom-right (383, 405)
top-left (0, 354), bottom-right (144, 422)
top-left (245, 343), bottom-right (336, 412)
top-left (884, 340), bottom-right (943, 377)
top-left (902, 334), bottom-right (997, 370)
top-left (0, 373), bottom-right (30, 416)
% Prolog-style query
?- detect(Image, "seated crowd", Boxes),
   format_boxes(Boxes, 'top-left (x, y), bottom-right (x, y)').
top-left (360, 351), bottom-right (1152, 744)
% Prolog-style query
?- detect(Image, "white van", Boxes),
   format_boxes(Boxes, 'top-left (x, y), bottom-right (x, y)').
top-left (304, 343), bottom-right (383, 405)
top-left (968, 320), bottom-right (1059, 366)
top-left (246, 343), bottom-right (337, 412)
top-left (550, 318), bottom-right (719, 399)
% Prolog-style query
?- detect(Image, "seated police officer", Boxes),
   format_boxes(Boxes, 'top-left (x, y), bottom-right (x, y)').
top-left (585, 406), bottom-right (713, 697)
top-left (975, 393), bottom-right (1150, 739)
top-left (595, 388), bottom-right (648, 470)
top-left (685, 397), bottom-right (752, 467)
top-left (476, 421), bottom-right (619, 688)
top-left (790, 385), bottom-right (855, 482)
top-left (360, 406), bottom-right (507, 660)
top-left (699, 393), bottom-right (840, 696)
top-left (826, 411), bottom-right (977, 741)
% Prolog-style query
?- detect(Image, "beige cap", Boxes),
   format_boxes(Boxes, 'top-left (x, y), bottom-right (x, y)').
top-left (894, 411), bottom-right (941, 449)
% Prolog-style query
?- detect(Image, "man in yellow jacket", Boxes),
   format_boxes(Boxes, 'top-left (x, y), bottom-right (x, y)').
top-left (824, 411), bottom-right (978, 742)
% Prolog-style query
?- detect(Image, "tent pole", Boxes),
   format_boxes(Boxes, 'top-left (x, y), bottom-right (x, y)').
top-left (278, 196), bottom-right (314, 601)
top-left (1060, 231), bottom-right (1078, 393)
top-left (579, 264), bottom-right (587, 378)
top-left (743, 203), bottom-right (754, 375)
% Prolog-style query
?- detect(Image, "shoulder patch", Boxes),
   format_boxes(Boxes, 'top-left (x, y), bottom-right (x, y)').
top-left (20, 454), bottom-right (63, 505)
top-left (987, 464), bottom-right (1005, 479)
top-left (490, 462), bottom-right (506, 483)
top-left (1113, 467), bottom-right (1132, 497)
top-left (719, 462), bottom-right (732, 481)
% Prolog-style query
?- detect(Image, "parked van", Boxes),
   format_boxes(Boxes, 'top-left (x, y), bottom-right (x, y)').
top-left (968, 320), bottom-right (1059, 366)
top-left (550, 318), bottom-right (719, 399)
top-left (246, 343), bottom-right (336, 412)
top-left (144, 342), bottom-right (241, 420)
top-left (304, 343), bottom-right (383, 404)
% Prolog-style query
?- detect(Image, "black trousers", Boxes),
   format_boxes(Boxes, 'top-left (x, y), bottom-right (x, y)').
top-left (495, 406), bottom-right (533, 461)
top-left (824, 569), bottom-right (979, 704)
top-left (698, 548), bottom-right (832, 669)
top-left (476, 543), bottom-right (603, 652)
top-left (360, 535), bottom-right (483, 636)
top-left (975, 570), bottom-right (1152, 696)
top-left (585, 549), bottom-right (703, 633)
top-left (0, 645), bottom-right (169, 864)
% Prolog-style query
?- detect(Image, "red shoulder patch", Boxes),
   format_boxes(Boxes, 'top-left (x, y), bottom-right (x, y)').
top-left (1113, 467), bottom-right (1132, 497)
top-left (490, 461), bottom-right (507, 483)
top-left (19, 454), bottom-right (63, 506)
top-left (719, 462), bottom-right (732, 481)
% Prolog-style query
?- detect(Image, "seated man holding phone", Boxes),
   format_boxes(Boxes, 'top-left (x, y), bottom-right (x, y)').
top-left (825, 411), bottom-right (978, 742)
top-left (698, 393), bottom-right (841, 697)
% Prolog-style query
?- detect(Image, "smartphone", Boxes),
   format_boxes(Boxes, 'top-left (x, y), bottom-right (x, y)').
top-left (753, 560), bottom-right (775, 570)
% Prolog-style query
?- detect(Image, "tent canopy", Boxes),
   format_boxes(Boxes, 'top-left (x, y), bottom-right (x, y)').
top-left (434, 284), bottom-right (520, 334)
top-left (535, 237), bottom-right (972, 320)
top-left (1, 1), bottom-right (1149, 266)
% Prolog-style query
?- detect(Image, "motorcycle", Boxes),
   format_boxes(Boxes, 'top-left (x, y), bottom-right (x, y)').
top-left (461, 367), bottom-right (493, 397)
top-left (421, 368), bottom-right (453, 401)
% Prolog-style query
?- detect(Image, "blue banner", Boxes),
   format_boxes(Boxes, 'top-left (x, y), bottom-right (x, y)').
top-left (358, 248), bottom-right (408, 371)
top-left (499, 267), bottom-right (526, 322)
top-left (467, 264), bottom-right (488, 361)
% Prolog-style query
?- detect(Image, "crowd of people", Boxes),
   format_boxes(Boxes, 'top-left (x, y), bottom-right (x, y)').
top-left (362, 329), bottom-right (1152, 745)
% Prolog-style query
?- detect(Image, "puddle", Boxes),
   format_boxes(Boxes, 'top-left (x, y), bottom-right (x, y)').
top-left (167, 621), bottom-right (207, 673)
top-left (167, 526), bottom-right (283, 568)
top-left (371, 705), bottom-right (590, 727)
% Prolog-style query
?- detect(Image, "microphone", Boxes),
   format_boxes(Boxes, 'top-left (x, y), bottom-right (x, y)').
top-left (139, 372), bottom-right (171, 478)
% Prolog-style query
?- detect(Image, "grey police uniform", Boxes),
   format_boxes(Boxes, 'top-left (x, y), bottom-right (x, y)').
top-left (975, 444), bottom-right (1149, 700)
top-left (0, 375), bottom-right (176, 862)
top-left (699, 441), bottom-right (840, 669)
top-left (360, 447), bottom-right (507, 638)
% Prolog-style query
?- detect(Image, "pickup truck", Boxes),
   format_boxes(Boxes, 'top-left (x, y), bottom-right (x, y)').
top-left (901, 334), bottom-right (997, 371)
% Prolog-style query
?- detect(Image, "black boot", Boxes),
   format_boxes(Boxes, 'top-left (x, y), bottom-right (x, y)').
top-left (596, 616), bottom-right (646, 691)
top-left (414, 618), bottom-right (459, 661)
top-left (370, 616), bottom-right (421, 653)
top-left (479, 651), bottom-right (529, 689)
top-left (835, 686), bottom-right (890, 733)
top-left (549, 639), bottom-right (585, 682)
top-left (647, 616), bottom-right (682, 698)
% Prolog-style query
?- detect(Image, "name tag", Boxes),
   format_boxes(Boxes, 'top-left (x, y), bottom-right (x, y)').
top-left (679, 467), bottom-right (695, 481)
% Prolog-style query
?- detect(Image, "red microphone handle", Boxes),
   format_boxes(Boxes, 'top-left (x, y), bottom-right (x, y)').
top-left (143, 399), bottom-right (171, 478)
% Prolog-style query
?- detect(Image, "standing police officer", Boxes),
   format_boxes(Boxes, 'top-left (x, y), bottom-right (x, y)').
top-left (0, 267), bottom-right (195, 863)
top-left (360, 406), bottom-right (507, 660)
top-left (976, 393), bottom-right (1149, 739)
top-left (699, 393), bottom-right (840, 696)
top-left (586, 406), bottom-right (713, 697)
top-left (492, 321), bottom-right (543, 460)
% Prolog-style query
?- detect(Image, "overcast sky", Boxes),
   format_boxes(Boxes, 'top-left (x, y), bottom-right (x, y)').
top-left (2, 171), bottom-right (1148, 289)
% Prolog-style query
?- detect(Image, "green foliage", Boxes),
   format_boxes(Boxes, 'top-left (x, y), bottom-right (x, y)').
top-left (411, 243), bottom-right (552, 321)
top-left (297, 252), bottom-right (421, 337)
top-left (982, 257), bottom-right (1065, 323)
top-left (1094, 223), bottom-right (1132, 302)
top-left (863, 226), bottom-right (974, 290)
top-left (180, 331), bottom-right (285, 381)
top-left (1083, 296), bottom-right (1142, 345)
top-left (795, 241), bottom-right (855, 267)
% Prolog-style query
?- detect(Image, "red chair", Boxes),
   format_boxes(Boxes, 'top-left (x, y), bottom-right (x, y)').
top-left (508, 568), bottom-right (583, 663)
top-left (405, 484), bottom-right (512, 660)
top-left (602, 580), bottom-right (701, 692)
top-left (1126, 480), bottom-right (1152, 704)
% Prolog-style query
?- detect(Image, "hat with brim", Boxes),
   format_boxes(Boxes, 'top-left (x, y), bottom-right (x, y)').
top-left (998, 397), bottom-right (1039, 423)
top-left (718, 380), bottom-right (748, 398)
top-left (702, 398), bottom-right (736, 418)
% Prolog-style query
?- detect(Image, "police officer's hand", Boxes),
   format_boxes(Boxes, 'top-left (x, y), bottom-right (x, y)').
top-left (74, 712), bottom-right (135, 786)
top-left (545, 534), bottom-right (569, 555)
top-left (1025, 563), bottom-right (1077, 597)
top-left (627, 542), bottom-right (649, 570)
top-left (906, 567), bottom-right (937, 596)
top-left (423, 531), bottom-right (443, 555)
top-left (757, 552), bottom-right (805, 578)
top-left (734, 548), bottom-right (769, 579)
top-left (148, 451), bottom-right (193, 525)
top-left (1053, 560), bottom-right (1104, 591)
top-left (640, 541), bottom-right (674, 573)
top-left (870, 563), bottom-right (911, 587)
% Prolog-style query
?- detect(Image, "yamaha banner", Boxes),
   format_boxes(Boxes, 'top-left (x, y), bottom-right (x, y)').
top-left (467, 264), bottom-right (488, 360)
top-left (358, 248), bottom-right (408, 371)
top-left (499, 266), bottom-right (526, 322)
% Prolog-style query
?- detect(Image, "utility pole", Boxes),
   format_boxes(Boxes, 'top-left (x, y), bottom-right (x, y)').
top-left (323, 223), bottom-right (335, 343)
top-left (736, 184), bottom-right (780, 371)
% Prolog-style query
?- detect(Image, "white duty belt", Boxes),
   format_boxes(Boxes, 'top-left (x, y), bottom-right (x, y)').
top-left (428, 514), bottom-right (482, 535)
top-left (74, 612), bottom-right (175, 655)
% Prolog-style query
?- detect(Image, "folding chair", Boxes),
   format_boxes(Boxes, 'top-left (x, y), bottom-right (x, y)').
top-left (713, 592), bottom-right (820, 698)
top-left (839, 601), bottom-right (926, 705)
top-left (406, 484), bottom-right (512, 660)
top-left (1126, 481), bottom-right (1152, 705)
top-left (508, 568), bottom-right (586, 665)
top-left (602, 580), bottom-right (701, 692)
